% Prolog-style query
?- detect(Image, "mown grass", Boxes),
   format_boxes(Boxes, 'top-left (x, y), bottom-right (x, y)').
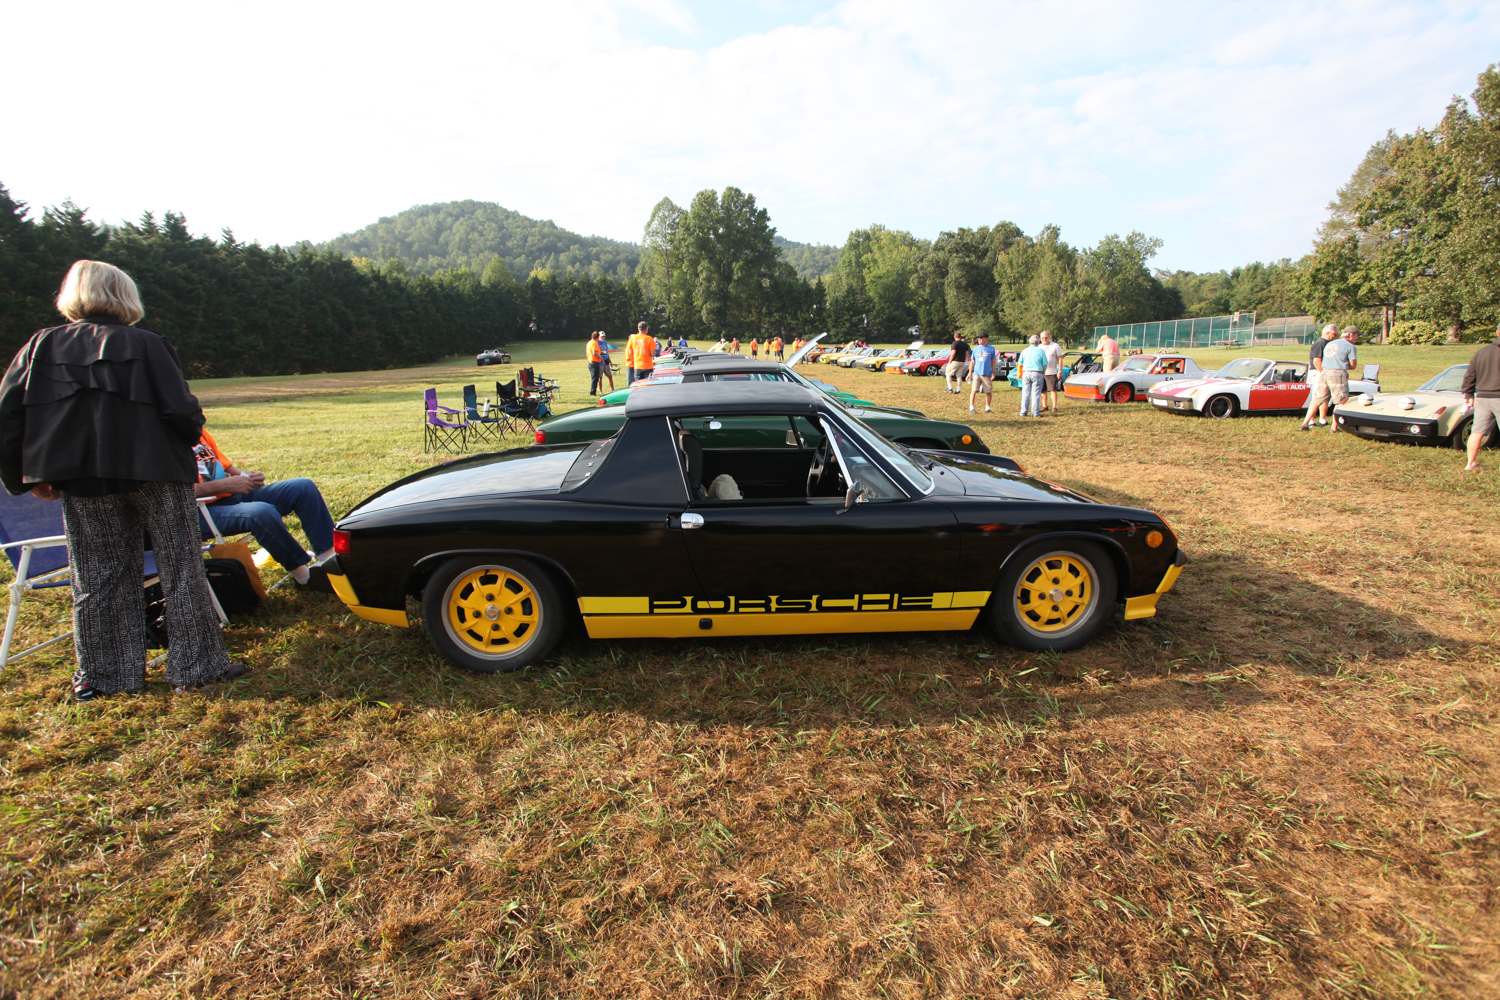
top-left (1, 341), bottom-right (1496, 998)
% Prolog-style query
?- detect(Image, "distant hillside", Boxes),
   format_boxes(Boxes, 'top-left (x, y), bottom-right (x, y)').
top-left (775, 236), bottom-right (839, 280)
top-left (322, 201), bottom-right (640, 282)
top-left (321, 200), bottom-right (840, 284)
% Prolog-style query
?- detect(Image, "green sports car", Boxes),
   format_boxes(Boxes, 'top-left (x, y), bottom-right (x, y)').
top-left (537, 364), bottom-right (989, 453)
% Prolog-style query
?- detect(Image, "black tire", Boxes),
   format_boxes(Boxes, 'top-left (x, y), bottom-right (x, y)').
top-left (987, 540), bottom-right (1118, 652)
top-left (1205, 395), bottom-right (1238, 419)
top-left (926, 366), bottom-right (942, 376)
top-left (1452, 417), bottom-right (1498, 451)
top-left (421, 557), bottom-right (564, 673)
top-left (1109, 382), bottom-right (1133, 404)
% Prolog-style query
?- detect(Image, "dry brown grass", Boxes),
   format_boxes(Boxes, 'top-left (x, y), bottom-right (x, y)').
top-left (1, 345), bottom-right (1496, 998)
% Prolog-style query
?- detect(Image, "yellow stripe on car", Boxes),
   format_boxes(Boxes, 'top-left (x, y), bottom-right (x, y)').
top-left (1123, 560), bottom-right (1185, 620)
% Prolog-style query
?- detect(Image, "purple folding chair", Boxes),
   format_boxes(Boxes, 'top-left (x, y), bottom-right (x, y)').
top-left (424, 387), bottom-right (471, 454)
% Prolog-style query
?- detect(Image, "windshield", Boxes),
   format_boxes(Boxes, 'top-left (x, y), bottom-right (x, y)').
top-left (830, 414), bottom-right (934, 495)
top-left (701, 372), bottom-right (790, 383)
top-left (1418, 364), bottom-right (1469, 393)
top-left (1121, 357), bottom-right (1152, 371)
top-left (1215, 358), bottom-right (1270, 380)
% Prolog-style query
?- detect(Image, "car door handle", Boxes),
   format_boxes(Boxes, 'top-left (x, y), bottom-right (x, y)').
top-left (681, 513), bottom-right (704, 529)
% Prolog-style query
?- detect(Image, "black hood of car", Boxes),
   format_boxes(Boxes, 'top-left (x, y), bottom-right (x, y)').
top-left (346, 445), bottom-right (588, 518)
top-left (926, 452), bottom-right (1097, 503)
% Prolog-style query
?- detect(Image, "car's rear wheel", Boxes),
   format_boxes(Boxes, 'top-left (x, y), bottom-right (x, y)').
top-left (422, 557), bottom-right (563, 673)
top-left (1205, 395), bottom-right (1238, 419)
top-left (926, 366), bottom-right (942, 376)
top-left (1109, 382), bottom-right (1133, 403)
top-left (987, 540), bottom-right (1117, 652)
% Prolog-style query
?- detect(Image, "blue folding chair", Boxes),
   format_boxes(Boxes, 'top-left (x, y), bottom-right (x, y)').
top-left (0, 490), bottom-right (227, 674)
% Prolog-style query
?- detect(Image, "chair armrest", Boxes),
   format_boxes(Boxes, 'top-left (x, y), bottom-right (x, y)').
top-left (0, 536), bottom-right (68, 552)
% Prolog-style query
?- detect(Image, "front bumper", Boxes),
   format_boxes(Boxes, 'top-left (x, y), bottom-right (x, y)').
top-left (1334, 410), bottom-right (1440, 440)
top-left (1064, 384), bottom-right (1105, 401)
top-left (1148, 392), bottom-right (1196, 412)
top-left (1123, 549), bottom-right (1187, 620)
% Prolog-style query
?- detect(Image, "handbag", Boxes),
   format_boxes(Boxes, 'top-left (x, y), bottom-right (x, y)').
top-left (209, 541), bottom-right (267, 599)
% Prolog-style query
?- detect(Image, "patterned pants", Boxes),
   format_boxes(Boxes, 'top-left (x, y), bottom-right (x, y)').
top-left (60, 481), bottom-right (233, 692)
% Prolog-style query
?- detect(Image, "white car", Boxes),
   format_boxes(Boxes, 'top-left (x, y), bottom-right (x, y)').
top-left (1146, 357), bottom-right (1382, 419)
top-left (1063, 353), bottom-right (1209, 403)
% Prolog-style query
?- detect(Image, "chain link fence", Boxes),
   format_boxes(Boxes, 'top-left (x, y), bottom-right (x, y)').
top-left (1092, 314), bottom-right (1322, 350)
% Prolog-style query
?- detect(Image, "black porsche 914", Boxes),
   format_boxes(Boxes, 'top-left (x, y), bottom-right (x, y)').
top-left (326, 382), bottom-right (1185, 673)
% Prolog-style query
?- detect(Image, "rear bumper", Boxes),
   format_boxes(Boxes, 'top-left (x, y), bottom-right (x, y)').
top-left (325, 561), bottom-right (410, 627)
top-left (1123, 549), bottom-right (1187, 620)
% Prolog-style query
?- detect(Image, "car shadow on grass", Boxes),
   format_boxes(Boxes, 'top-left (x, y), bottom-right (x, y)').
top-left (235, 549), bottom-right (1471, 735)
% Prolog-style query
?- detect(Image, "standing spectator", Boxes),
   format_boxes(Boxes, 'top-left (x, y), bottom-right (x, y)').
top-left (677, 334), bottom-right (687, 350)
top-left (1460, 324), bottom-right (1500, 472)
top-left (1305, 326), bottom-right (1359, 432)
top-left (1299, 324), bottom-right (1340, 429)
top-left (0, 260), bottom-right (243, 700)
top-left (1296, 322), bottom-right (1344, 428)
top-left (730, 337), bottom-right (741, 355)
top-left (968, 334), bottom-right (997, 413)
top-left (1039, 331), bottom-right (1064, 415)
top-left (749, 337), bottom-right (759, 359)
top-left (630, 321), bottom-right (657, 384)
top-left (1097, 330), bottom-right (1121, 372)
top-left (598, 333), bottom-right (616, 392)
top-left (772, 336), bottom-right (784, 361)
top-left (943, 333), bottom-right (971, 394)
top-left (1017, 335), bottom-right (1047, 417)
top-left (586, 331), bottom-right (605, 396)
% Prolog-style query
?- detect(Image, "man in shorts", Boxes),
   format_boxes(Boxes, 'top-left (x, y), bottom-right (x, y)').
top-left (968, 333), bottom-right (997, 413)
top-left (1039, 330), bottom-right (1064, 414)
top-left (1460, 325), bottom-right (1500, 471)
top-left (1298, 324), bottom-right (1340, 430)
top-left (1308, 326), bottom-right (1359, 432)
top-left (1017, 335), bottom-right (1047, 417)
top-left (944, 333), bottom-right (970, 394)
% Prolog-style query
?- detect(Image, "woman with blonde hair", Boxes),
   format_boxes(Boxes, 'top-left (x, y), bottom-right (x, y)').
top-left (0, 260), bottom-right (243, 700)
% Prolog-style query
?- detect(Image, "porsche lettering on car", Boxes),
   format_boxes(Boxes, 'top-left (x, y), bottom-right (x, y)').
top-left (1147, 357), bottom-right (1382, 418)
top-left (1064, 353), bottom-right (1207, 403)
top-left (1333, 364), bottom-right (1497, 451)
top-left (326, 382), bottom-right (1185, 674)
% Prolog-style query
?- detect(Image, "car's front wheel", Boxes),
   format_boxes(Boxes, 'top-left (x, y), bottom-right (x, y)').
top-left (987, 540), bottom-right (1118, 651)
top-left (422, 557), bottom-right (564, 673)
top-left (1204, 395), bottom-right (1238, 419)
top-left (1109, 382), bottom-right (1133, 403)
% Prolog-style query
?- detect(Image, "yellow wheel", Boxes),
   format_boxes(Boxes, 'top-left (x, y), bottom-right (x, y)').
top-left (989, 541), bottom-right (1116, 651)
top-left (1014, 553), bottom-right (1094, 633)
top-left (445, 566), bottom-right (540, 654)
top-left (422, 558), bottom-right (563, 673)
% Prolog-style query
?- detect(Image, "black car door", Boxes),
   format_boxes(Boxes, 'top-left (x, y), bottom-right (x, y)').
top-left (674, 415), bottom-right (967, 631)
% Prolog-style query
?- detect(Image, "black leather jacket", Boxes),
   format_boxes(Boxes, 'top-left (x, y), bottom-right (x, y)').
top-left (0, 316), bottom-right (205, 495)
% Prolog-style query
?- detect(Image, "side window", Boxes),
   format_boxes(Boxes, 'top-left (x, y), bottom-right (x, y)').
top-left (791, 416), bottom-right (823, 449)
top-left (823, 420), bottom-right (903, 501)
top-left (691, 415), bottom-right (802, 449)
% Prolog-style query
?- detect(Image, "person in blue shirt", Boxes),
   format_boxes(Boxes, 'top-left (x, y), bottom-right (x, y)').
top-left (677, 335), bottom-right (687, 349)
top-left (1017, 335), bottom-right (1048, 417)
top-left (968, 333), bottom-right (998, 413)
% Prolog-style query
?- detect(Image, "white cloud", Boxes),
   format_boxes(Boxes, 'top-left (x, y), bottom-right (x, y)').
top-left (2, 0), bottom-right (1496, 270)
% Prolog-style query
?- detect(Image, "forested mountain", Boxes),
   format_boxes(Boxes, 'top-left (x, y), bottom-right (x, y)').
top-left (322, 201), bottom-right (641, 283)
top-left (774, 236), bottom-right (839, 279)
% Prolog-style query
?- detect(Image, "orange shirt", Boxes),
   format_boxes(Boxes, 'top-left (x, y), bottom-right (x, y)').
top-left (193, 430), bottom-right (236, 501)
top-left (749, 339), bottom-right (759, 352)
top-left (633, 335), bottom-right (657, 369)
top-left (586, 338), bottom-right (604, 362)
top-left (771, 338), bottom-right (782, 351)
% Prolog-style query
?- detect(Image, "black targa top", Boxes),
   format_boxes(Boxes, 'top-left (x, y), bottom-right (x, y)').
top-left (623, 381), bottom-right (826, 419)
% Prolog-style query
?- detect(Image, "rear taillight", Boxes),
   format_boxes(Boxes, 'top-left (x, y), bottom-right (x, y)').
top-left (534, 430), bottom-right (546, 444)
top-left (596, 398), bottom-right (606, 407)
top-left (332, 529), bottom-right (351, 555)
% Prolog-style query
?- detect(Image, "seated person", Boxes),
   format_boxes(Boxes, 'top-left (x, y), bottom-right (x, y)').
top-left (193, 430), bottom-right (335, 589)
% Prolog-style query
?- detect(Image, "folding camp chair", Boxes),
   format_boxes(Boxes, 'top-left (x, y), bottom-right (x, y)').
top-left (462, 384), bottom-right (506, 446)
top-left (517, 367), bottom-right (557, 405)
top-left (423, 388), bottom-right (471, 453)
top-left (496, 379), bottom-right (542, 435)
top-left (0, 490), bottom-right (229, 674)
top-left (197, 498), bottom-right (291, 594)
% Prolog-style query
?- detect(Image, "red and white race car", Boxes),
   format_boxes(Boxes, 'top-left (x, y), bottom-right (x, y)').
top-left (1147, 357), bottom-right (1382, 418)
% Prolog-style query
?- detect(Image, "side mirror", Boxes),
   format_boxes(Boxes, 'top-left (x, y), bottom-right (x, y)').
top-left (839, 483), bottom-right (867, 513)
top-left (785, 429), bottom-right (800, 447)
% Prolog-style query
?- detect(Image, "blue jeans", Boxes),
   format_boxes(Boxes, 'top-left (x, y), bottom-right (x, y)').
top-left (1020, 373), bottom-right (1045, 416)
top-left (201, 478), bottom-right (334, 571)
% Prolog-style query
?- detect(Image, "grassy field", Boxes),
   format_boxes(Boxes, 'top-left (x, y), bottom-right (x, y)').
top-left (1, 341), bottom-right (1496, 998)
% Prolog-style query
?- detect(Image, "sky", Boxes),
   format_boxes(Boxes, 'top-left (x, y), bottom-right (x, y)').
top-left (4, 0), bottom-right (1498, 272)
